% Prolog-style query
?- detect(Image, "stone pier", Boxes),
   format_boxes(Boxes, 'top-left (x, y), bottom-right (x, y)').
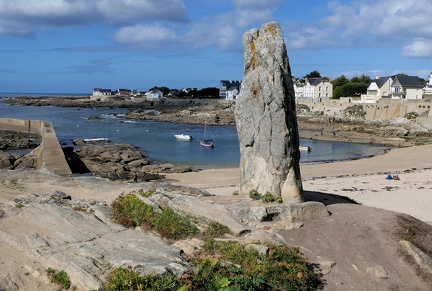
top-left (0, 118), bottom-right (72, 176)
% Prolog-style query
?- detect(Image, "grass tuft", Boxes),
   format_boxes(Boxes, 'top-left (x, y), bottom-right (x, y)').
top-left (46, 267), bottom-right (71, 290)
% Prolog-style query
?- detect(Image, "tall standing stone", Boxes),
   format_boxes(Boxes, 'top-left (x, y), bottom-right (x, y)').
top-left (235, 22), bottom-right (303, 203)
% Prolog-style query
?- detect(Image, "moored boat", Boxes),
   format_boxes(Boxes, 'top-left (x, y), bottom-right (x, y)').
top-left (299, 146), bottom-right (311, 152)
top-left (200, 139), bottom-right (214, 148)
top-left (174, 134), bottom-right (193, 140)
top-left (200, 124), bottom-right (214, 148)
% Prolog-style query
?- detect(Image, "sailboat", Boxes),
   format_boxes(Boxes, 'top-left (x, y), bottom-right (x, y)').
top-left (200, 124), bottom-right (214, 148)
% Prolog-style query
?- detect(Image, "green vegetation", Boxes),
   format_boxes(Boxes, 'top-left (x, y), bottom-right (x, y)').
top-left (203, 220), bottom-right (231, 238)
top-left (332, 74), bottom-right (371, 99)
top-left (303, 70), bottom-right (321, 79)
top-left (46, 267), bottom-right (71, 290)
top-left (108, 191), bottom-right (321, 290)
top-left (111, 193), bottom-right (153, 228)
top-left (262, 192), bottom-right (283, 203)
top-left (344, 105), bottom-right (366, 118)
top-left (405, 111), bottom-right (419, 120)
top-left (250, 190), bottom-right (282, 203)
top-left (104, 240), bottom-right (321, 290)
top-left (111, 193), bottom-right (200, 240)
top-left (104, 267), bottom-right (181, 291)
top-left (152, 207), bottom-right (198, 240)
top-left (249, 189), bottom-right (262, 200)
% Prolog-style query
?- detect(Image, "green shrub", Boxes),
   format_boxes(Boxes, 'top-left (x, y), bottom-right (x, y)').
top-left (261, 192), bottom-right (277, 203)
top-left (249, 189), bottom-right (262, 200)
top-left (151, 207), bottom-right (198, 240)
top-left (111, 193), bottom-right (153, 227)
top-left (104, 240), bottom-right (322, 290)
top-left (112, 193), bottom-right (198, 240)
top-left (202, 239), bottom-right (322, 290)
top-left (46, 267), bottom-right (71, 290)
top-left (137, 188), bottom-right (156, 197)
top-left (104, 267), bottom-right (184, 291)
top-left (203, 221), bottom-right (230, 238)
top-left (405, 111), bottom-right (419, 120)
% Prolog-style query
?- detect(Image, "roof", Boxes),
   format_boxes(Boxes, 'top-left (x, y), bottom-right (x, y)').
top-left (307, 77), bottom-right (330, 86)
top-left (227, 86), bottom-right (239, 91)
top-left (372, 76), bottom-right (391, 88)
top-left (393, 76), bottom-right (424, 88)
top-left (94, 88), bottom-right (111, 92)
top-left (220, 80), bottom-right (242, 87)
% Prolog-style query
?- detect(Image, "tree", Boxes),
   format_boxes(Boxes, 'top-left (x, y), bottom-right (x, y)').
top-left (149, 86), bottom-right (170, 96)
top-left (333, 83), bottom-right (368, 99)
top-left (196, 87), bottom-right (219, 98)
top-left (351, 74), bottom-right (371, 84)
top-left (332, 75), bottom-right (350, 88)
top-left (304, 70), bottom-right (321, 79)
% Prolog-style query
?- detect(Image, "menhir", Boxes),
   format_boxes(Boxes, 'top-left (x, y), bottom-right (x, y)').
top-left (234, 21), bottom-right (303, 203)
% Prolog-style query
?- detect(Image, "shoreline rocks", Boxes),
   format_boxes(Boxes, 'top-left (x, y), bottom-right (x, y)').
top-left (3, 96), bottom-right (432, 148)
top-left (0, 133), bottom-right (194, 181)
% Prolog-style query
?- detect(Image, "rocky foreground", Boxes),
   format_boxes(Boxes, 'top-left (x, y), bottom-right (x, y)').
top-left (0, 168), bottom-right (431, 290)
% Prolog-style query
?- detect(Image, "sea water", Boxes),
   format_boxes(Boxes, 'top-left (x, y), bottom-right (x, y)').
top-left (0, 99), bottom-right (389, 167)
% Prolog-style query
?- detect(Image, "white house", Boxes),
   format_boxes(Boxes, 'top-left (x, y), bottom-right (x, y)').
top-left (293, 79), bottom-right (305, 98)
top-left (93, 88), bottom-right (112, 96)
top-left (424, 72), bottom-right (432, 96)
top-left (294, 77), bottom-right (333, 101)
top-left (360, 76), bottom-right (392, 103)
top-left (147, 88), bottom-right (164, 99)
top-left (219, 80), bottom-right (241, 100)
top-left (390, 75), bottom-right (424, 100)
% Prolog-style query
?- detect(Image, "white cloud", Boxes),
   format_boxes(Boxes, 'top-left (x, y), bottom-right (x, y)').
top-left (0, 0), bottom-right (186, 35)
top-left (96, 0), bottom-right (185, 23)
top-left (115, 25), bottom-right (178, 49)
top-left (402, 38), bottom-right (432, 58)
top-left (183, 0), bottom-right (283, 51)
top-left (286, 0), bottom-right (432, 58)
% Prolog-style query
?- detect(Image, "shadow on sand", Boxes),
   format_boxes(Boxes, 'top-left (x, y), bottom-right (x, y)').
top-left (303, 190), bottom-right (360, 206)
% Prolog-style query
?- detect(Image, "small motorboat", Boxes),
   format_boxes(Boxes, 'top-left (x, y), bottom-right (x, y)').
top-left (174, 134), bottom-right (193, 140)
top-left (299, 146), bottom-right (311, 152)
top-left (83, 138), bottom-right (109, 142)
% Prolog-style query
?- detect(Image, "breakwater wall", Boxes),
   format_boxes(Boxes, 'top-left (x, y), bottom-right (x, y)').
top-left (0, 118), bottom-right (72, 176)
top-left (299, 99), bottom-right (432, 121)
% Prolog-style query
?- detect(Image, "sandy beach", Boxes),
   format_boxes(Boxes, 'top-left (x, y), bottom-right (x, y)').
top-left (165, 143), bottom-right (432, 224)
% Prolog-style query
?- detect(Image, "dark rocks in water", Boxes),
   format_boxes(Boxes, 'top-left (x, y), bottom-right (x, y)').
top-left (235, 22), bottom-right (303, 203)
top-left (70, 139), bottom-right (194, 182)
top-left (0, 131), bottom-right (39, 151)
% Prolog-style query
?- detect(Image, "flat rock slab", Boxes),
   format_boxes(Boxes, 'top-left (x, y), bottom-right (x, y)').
top-left (0, 202), bottom-right (185, 291)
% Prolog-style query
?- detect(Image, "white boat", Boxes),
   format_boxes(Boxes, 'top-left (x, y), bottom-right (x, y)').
top-left (299, 146), bottom-right (311, 152)
top-left (174, 134), bottom-right (193, 140)
top-left (83, 138), bottom-right (109, 142)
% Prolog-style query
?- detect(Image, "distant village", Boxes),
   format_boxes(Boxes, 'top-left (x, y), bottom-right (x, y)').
top-left (92, 72), bottom-right (432, 104)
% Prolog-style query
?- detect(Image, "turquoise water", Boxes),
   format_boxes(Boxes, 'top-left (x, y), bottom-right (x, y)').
top-left (0, 100), bottom-right (389, 167)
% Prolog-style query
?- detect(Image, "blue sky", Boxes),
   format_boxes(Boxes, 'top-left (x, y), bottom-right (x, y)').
top-left (0, 0), bottom-right (431, 93)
